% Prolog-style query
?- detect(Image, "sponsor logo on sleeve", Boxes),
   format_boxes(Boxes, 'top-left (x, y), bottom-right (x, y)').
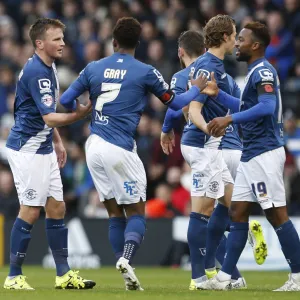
top-left (258, 69), bottom-right (274, 82)
top-left (41, 94), bottom-right (54, 107)
top-left (38, 79), bottom-right (52, 93)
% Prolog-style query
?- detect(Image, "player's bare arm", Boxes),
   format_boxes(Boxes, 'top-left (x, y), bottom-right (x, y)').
top-left (53, 128), bottom-right (67, 168)
top-left (43, 99), bottom-right (92, 127)
top-left (188, 101), bottom-right (210, 135)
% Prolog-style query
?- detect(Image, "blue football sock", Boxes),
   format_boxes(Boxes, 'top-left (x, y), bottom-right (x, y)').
top-left (123, 215), bottom-right (146, 262)
top-left (216, 235), bottom-right (242, 280)
top-left (187, 212), bottom-right (209, 279)
top-left (221, 222), bottom-right (248, 276)
top-left (274, 220), bottom-right (300, 273)
top-left (46, 219), bottom-right (70, 276)
top-left (205, 203), bottom-right (229, 269)
top-left (9, 218), bottom-right (33, 276)
top-left (109, 217), bottom-right (126, 260)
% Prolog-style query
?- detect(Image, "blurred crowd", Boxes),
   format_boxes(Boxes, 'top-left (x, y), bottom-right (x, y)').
top-left (0, 0), bottom-right (300, 219)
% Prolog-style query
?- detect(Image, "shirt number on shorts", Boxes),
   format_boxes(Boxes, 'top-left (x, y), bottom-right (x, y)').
top-left (251, 182), bottom-right (267, 198)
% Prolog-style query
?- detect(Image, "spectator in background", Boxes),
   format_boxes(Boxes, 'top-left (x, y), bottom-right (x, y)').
top-left (147, 39), bottom-right (174, 83)
top-left (146, 183), bottom-right (174, 218)
top-left (167, 166), bottom-right (190, 216)
top-left (135, 20), bottom-right (158, 61)
top-left (0, 168), bottom-right (19, 218)
top-left (224, 0), bottom-right (249, 30)
top-left (136, 115), bottom-right (154, 170)
top-left (150, 0), bottom-right (168, 32)
top-left (0, 66), bottom-right (15, 117)
top-left (266, 10), bottom-right (295, 81)
top-left (83, 189), bottom-right (109, 218)
top-left (283, 0), bottom-right (300, 59)
top-left (62, 141), bottom-right (94, 215)
top-left (61, 0), bottom-right (80, 45)
top-left (74, 17), bottom-right (98, 64)
top-left (284, 110), bottom-right (300, 170)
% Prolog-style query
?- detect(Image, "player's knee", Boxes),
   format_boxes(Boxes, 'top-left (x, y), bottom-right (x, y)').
top-left (19, 206), bottom-right (41, 223)
top-left (46, 201), bottom-right (66, 219)
top-left (229, 205), bottom-right (247, 222)
top-left (265, 206), bottom-right (289, 228)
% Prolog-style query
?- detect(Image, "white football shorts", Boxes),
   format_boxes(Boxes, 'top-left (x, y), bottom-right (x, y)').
top-left (6, 148), bottom-right (63, 206)
top-left (181, 145), bottom-right (229, 199)
top-left (85, 134), bottom-right (146, 205)
top-left (222, 149), bottom-right (242, 181)
top-left (232, 146), bottom-right (286, 210)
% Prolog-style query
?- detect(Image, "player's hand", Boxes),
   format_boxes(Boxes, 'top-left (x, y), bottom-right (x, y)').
top-left (201, 72), bottom-right (220, 97)
top-left (207, 116), bottom-right (232, 137)
top-left (54, 142), bottom-right (67, 168)
top-left (75, 99), bottom-right (92, 119)
top-left (160, 130), bottom-right (175, 155)
top-left (190, 72), bottom-right (208, 91)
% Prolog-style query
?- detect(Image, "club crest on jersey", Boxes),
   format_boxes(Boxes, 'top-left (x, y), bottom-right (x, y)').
top-left (258, 69), bottom-right (274, 82)
top-left (38, 78), bottom-right (52, 93)
top-left (41, 94), bottom-right (53, 107)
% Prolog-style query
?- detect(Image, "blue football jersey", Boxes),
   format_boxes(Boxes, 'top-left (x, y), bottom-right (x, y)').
top-left (239, 58), bottom-right (284, 162)
top-left (220, 74), bottom-right (243, 150)
top-left (70, 52), bottom-right (171, 151)
top-left (181, 52), bottom-right (237, 149)
top-left (6, 54), bottom-right (58, 154)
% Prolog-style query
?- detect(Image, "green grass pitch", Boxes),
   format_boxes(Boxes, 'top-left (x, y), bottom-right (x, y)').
top-left (0, 266), bottom-right (299, 300)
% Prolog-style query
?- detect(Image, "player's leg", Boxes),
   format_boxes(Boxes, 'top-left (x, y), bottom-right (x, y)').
top-left (104, 199), bottom-right (126, 261)
top-left (122, 200), bottom-right (146, 263)
top-left (4, 149), bottom-right (45, 290)
top-left (260, 148), bottom-right (300, 291)
top-left (206, 161), bottom-right (257, 290)
top-left (205, 156), bottom-right (233, 276)
top-left (46, 151), bottom-right (95, 289)
top-left (265, 206), bottom-right (300, 291)
top-left (86, 136), bottom-right (127, 263)
top-left (215, 235), bottom-right (246, 289)
top-left (220, 149), bottom-right (266, 266)
top-left (181, 145), bottom-right (221, 289)
top-left (86, 135), bottom-right (144, 290)
top-left (188, 195), bottom-right (214, 289)
top-left (212, 150), bottom-right (245, 285)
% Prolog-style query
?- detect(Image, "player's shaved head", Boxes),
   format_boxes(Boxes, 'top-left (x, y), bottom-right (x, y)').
top-left (204, 14), bottom-right (235, 48)
top-left (244, 22), bottom-right (271, 49)
top-left (113, 17), bottom-right (142, 49)
top-left (178, 31), bottom-right (205, 57)
top-left (29, 18), bottom-right (66, 48)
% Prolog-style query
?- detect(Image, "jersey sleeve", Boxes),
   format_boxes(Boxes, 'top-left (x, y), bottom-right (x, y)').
top-left (252, 67), bottom-right (276, 97)
top-left (145, 67), bottom-right (174, 104)
top-left (69, 63), bottom-right (91, 93)
top-left (28, 75), bottom-right (56, 115)
top-left (170, 73), bottom-right (187, 95)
